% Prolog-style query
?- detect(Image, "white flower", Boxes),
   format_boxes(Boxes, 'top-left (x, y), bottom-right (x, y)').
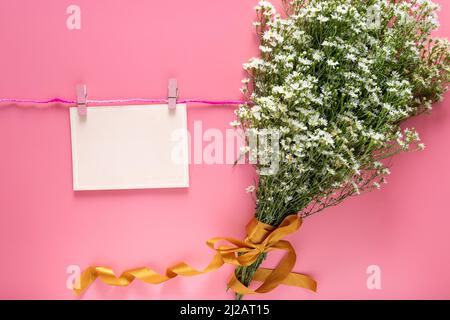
top-left (336, 4), bottom-right (349, 15)
top-left (260, 45), bottom-right (273, 53)
top-left (345, 53), bottom-right (357, 62)
top-left (298, 58), bottom-right (313, 66)
top-left (230, 120), bottom-right (241, 127)
top-left (352, 182), bottom-right (361, 195)
top-left (327, 59), bottom-right (339, 68)
top-left (246, 185), bottom-right (256, 193)
top-left (312, 50), bottom-right (324, 61)
top-left (317, 15), bottom-right (329, 23)
top-left (240, 146), bottom-right (251, 155)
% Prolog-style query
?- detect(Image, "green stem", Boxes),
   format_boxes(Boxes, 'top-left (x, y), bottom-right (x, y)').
top-left (234, 253), bottom-right (267, 300)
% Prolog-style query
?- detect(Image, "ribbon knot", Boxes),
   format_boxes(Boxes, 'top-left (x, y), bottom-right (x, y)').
top-left (74, 215), bottom-right (317, 295)
top-left (251, 243), bottom-right (265, 254)
top-left (245, 218), bottom-right (274, 244)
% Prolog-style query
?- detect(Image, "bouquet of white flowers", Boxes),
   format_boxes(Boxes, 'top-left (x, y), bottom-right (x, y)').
top-left (233, 0), bottom-right (449, 299)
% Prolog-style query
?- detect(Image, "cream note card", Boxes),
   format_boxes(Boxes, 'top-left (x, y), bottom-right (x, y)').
top-left (69, 104), bottom-right (189, 191)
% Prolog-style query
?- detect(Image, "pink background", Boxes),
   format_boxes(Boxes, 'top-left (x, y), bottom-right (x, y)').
top-left (0, 0), bottom-right (449, 300)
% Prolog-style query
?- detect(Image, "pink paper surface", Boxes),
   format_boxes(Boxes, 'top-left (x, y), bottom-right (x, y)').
top-left (0, 0), bottom-right (449, 300)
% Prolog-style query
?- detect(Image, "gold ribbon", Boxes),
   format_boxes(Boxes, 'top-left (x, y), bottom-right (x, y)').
top-left (74, 215), bottom-right (317, 295)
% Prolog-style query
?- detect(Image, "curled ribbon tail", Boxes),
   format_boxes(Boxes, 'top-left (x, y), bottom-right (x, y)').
top-left (74, 215), bottom-right (317, 296)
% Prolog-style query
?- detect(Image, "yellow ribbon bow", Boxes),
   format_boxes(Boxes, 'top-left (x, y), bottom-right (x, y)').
top-left (74, 215), bottom-right (317, 295)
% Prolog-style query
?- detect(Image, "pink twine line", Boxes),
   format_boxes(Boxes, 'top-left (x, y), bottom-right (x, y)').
top-left (0, 98), bottom-right (248, 106)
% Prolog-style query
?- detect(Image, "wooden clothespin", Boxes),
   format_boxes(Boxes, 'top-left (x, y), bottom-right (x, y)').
top-left (168, 79), bottom-right (178, 110)
top-left (76, 84), bottom-right (87, 116)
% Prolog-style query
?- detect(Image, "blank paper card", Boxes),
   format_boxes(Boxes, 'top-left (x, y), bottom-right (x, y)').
top-left (69, 104), bottom-right (189, 191)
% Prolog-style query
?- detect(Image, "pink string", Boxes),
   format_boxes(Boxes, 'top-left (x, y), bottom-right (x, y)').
top-left (0, 97), bottom-right (248, 106)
